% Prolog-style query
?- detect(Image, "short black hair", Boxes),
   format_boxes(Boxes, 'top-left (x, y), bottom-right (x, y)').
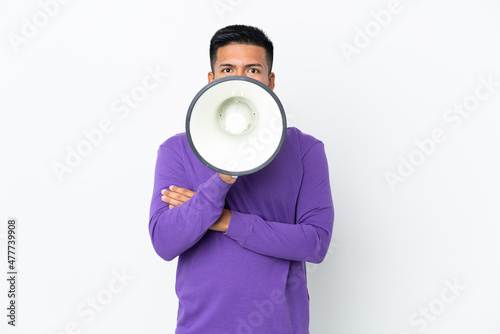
top-left (209, 25), bottom-right (274, 74)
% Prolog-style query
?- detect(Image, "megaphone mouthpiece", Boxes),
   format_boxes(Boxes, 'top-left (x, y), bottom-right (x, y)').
top-left (219, 98), bottom-right (255, 135)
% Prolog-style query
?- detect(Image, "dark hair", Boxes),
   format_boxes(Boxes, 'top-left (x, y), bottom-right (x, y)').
top-left (209, 25), bottom-right (274, 74)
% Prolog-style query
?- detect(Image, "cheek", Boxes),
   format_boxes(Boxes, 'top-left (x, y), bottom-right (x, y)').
top-left (256, 74), bottom-right (269, 85)
top-left (250, 77), bottom-right (268, 87)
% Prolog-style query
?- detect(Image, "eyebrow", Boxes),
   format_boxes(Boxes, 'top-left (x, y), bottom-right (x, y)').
top-left (218, 63), bottom-right (264, 68)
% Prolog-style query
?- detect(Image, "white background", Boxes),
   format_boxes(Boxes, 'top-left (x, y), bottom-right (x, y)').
top-left (1, 0), bottom-right (500, 333)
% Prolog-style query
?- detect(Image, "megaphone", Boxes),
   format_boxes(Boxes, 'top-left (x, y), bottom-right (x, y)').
top-left (186, 76), bottom-right (287, 176)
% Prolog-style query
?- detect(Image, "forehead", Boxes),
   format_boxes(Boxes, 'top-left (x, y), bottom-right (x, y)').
top-left (215, 43), bottom-right (267, 65)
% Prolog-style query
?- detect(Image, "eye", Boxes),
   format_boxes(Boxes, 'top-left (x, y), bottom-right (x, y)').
top-left (248, 68), bottom-right (259, 74)
top-left (222, 68), bottom-right (232, 73)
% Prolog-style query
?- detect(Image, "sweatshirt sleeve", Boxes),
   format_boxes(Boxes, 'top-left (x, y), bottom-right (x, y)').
top-left (149, 137), bottom-right (232, 261)
top-left (223, 141), bottom-right (334, 263)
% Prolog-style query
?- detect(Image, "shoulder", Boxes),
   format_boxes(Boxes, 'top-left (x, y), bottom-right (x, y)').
top-left (159, 132), bottom-right (188, 150)
top-left (156, 133), bottom-right (192, 162)
top-left (286, 127), bottom-right (324, 157)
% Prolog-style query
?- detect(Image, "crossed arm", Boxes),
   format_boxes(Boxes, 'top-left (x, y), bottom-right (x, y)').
top-left (161, 175), bottom-right (233, 232)
top-left (149, 137), bottom-right (334, 263)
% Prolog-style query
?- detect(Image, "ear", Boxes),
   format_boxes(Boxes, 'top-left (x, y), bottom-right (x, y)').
top-left (268, 72), bottom-right (275, 91)
top-left (208, 72), bottom-right (214, 83)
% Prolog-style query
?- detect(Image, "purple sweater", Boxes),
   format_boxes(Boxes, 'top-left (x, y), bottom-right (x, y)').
top-left (149, 127), bottom-right (334, 334)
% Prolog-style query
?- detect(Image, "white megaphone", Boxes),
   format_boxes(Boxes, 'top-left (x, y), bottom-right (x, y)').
top-left (186, 76), bottom-right (287, 176)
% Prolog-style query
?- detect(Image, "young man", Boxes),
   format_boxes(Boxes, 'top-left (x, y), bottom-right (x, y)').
top-left (149, 25), bottom-right (334, 334)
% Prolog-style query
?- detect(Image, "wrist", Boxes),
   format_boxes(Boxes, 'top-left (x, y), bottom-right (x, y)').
top-left (210, 209), bottom-right (231, 232)
top-left (221, 209), bottom-right (231, 231)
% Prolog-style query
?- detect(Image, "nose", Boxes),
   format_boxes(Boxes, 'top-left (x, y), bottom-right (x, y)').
top-left (234, 69), bottom-right (246, 77)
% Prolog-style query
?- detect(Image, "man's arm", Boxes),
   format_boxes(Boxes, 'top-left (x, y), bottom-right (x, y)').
top-left (162, 185), bottom-right (233, 232)
top-left (164, 141), bottom-right (334, 263)
top-left (148, 137), bottom-right (233, 261)
top-left (226, 142), bottom-right (334, 263)
top-left (228, 141), bottom-right (334, 263)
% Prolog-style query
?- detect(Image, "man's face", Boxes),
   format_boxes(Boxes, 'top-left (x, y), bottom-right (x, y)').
top-left (208, 43), bottom-right (275, 90)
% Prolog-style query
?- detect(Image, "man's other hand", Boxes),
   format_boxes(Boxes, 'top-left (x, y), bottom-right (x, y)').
top-left (161, 183), bottom-right (232, 232)
top-left (161, 186), bottom-right (195, 209)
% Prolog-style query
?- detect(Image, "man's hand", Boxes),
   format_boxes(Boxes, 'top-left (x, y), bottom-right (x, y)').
top-left (219, 173), bottom-right (237, 184)
top-left (161, 183), bottom-right (233, 232)
top-left (161, 172), bottom-right (236, 208)
top-left (161, 186), bottom-right (195, 209)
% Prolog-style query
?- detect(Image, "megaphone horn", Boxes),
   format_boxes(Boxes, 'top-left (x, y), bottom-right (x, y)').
top-left (186, 76), bottom-right (287, 176)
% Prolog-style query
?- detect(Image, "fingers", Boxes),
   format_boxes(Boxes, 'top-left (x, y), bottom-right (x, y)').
top-left (161, 190), bottom-right (189, 206)
top-left (161, 186), bottom-right (196, 209)
top-left (161, 191), bottom-right (183, 209)
top-left (169, 185), bottom-right (195, 198)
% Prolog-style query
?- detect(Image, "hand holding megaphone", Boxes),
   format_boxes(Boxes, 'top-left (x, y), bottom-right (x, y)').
top-left (219, 173), bottom-right (237, 184)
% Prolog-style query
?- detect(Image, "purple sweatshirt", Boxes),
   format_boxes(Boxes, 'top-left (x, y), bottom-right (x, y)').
top-left (149, 127), bottom-right (334, 334)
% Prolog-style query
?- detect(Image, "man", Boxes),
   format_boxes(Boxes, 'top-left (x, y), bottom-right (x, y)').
top-left (149, 25), bottom-right (334, 334)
